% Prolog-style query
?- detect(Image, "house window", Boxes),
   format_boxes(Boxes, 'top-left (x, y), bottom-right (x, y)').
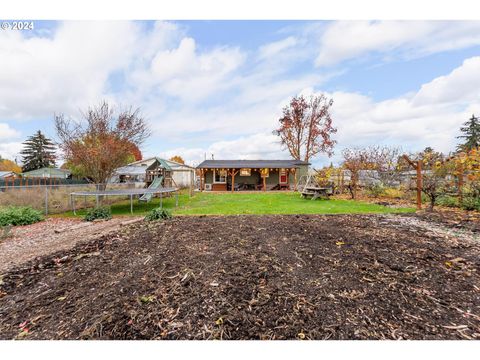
top-left (213, 169), bottom-right (227, 183)
top-left (240, 168), bottom-right (251, 176)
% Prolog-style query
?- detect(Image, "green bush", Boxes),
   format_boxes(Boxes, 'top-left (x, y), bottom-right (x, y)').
top-left (365, 183), bottom-right (385, 198)
top-left (383, 187), bottom-right (405, 199)
top-left (460, 196), bottom-right (480, 211)
top-left (0, 206), bottom-right (43, 226)
top-left (84, 206), bottom-right (112, 221)
top-left (145, 208), bottom-right (172, 221)
top-left (436, 195), bottom-right (459, 208)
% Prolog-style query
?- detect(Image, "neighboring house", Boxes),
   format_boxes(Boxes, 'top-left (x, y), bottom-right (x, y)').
top-left (0, 171), bottom-right (16, 179)
top-left (196, 159), bottom-right (310, 191)
top-left (22, 167), bottom-right (71, 179)
top-left (111, 157), bottom-right (195, 188)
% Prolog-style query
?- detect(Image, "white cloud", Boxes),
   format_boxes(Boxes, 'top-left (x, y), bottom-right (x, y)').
top-left (130, 36), bottom-right (246, 102)
top-left (413, 56), bottom-right (480, 105)
top-left (315, 21), bottom-right (480, 66)
top-left (0, 21), bottom-right (140, 119)
top-left (0, 141), bottom-right (23, 160)
top-left (158, 133), bottom-right (286, 167)
top-left (0, 123), bottom-right (20, 140)
top-left (258, 36), bottom-right (297, 60)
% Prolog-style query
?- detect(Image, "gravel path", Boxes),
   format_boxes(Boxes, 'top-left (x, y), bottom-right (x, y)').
top-left (0, 217), bottom-right (143, 272)
top-left (380, 214), bottom-right (480, 245)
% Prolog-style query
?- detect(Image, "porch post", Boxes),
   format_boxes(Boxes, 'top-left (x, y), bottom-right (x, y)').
top-left (263, 174), bottom-right (266, 191)
top-left (293, 168), bottom-right (297, 191)
top-left (229, 169), bottom-right (239, 192)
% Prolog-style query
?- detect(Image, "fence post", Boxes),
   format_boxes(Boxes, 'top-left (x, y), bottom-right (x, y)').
top-left (45, 186), bottom-right (49, 215)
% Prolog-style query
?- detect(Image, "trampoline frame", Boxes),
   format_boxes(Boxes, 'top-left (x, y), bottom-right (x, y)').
top-left (69, 187), bottom-right (179, 215)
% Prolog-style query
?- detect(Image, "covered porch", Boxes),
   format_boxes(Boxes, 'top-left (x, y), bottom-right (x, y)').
top-left (196, 160), bottom-right (309, 192)
top-left (198, 167), bottom-right (298, 192)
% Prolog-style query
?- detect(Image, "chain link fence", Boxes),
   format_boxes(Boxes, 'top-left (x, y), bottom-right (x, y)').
top-left (0, 183), bottom-right (137, 215)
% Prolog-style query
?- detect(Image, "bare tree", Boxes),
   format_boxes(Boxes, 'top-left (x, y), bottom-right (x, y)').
top-left (416, 148), bottom-right (449, 210)
top-left (274, 94), bottom-right (337, 162)
top-left (341, 147), bottom-right (384, 199)
top-left (373, 146), bottom-right (402, 186)
top-left (55, 101), bottom-right (150, 188)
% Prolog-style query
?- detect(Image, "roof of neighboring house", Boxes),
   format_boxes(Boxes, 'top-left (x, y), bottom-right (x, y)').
top-left (196, 159), bottom-right (310, 169)
top-left (114, 165), bottom-right (147, 176)
top-left (125, 157), bottom-right (195, 171)
top-left (0, 171), bottom-right (15, 178)
top-left (22, 167), bottom-right (71, 177)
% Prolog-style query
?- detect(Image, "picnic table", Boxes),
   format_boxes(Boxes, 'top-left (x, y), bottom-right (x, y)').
top-left (301, 186), bottom-right (333, 200)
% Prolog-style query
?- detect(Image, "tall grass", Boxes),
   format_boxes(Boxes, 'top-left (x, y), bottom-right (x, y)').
top-left (0, 184), bottom-right (134, 214)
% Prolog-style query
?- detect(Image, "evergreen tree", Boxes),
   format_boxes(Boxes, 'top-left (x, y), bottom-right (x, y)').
top-left (20, 130), bottom-right (56, 172)
top-left (457, 114), bottom-right (480, 152)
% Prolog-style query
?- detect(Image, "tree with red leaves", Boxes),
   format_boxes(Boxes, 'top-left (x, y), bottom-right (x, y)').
top-left (274, 94), bottom-right (336, 162)
top-left (128, 142), bottom-right (143, 162)
top-left (55, 101), bottom-right (150, 188)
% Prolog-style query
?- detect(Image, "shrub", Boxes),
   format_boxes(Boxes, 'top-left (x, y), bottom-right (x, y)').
top-left (383, 187), bottom-right (404, 199)
top-left (84, 206), bottom-right (112, 222)
top-left (365, 183), bottom-right (385, 198)
top-left (1, 225), bottom-right (12, 240)
top-left (0, 206), bottom-right (43, 226)
top-left (460, 196), bottom-right (480, 211)
top-left (436, 195), bottom-right (459, 208)
top-left (145, 208), bottom-right (172, 221)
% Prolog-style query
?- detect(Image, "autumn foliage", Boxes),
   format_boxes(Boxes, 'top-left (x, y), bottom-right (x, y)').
top-left (274, 94), bottom-right (336, 162)
top-left (169, 155), bottom-right (185, 164)
top-left (0, 158), bottom-right (21, 173)
top-left (55, 101), bottom-right (150, 186)
top-left (128, 142), bottom-right (143, 162)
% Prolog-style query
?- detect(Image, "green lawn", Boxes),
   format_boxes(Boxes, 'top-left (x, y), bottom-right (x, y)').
top-left (57, 191), bottom-right (415, 217)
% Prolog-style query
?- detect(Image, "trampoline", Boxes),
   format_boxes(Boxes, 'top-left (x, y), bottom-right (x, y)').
top-left (70, 187), bottom-right (179, 215)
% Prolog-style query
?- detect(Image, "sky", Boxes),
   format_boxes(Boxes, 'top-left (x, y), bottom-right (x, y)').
top-left (0, 20), bottom-right (480, 168)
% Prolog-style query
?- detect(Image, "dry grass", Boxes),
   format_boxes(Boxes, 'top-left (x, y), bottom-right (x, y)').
top-left (0, 184), bottom-right (132, 214)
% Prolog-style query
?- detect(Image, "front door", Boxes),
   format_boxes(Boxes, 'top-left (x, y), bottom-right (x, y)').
top-left (279, 169), bottom-right (288, 184)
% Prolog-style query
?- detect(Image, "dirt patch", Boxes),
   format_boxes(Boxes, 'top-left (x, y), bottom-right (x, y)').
top-left (0, 214), bottom-right (479, 340)
top-left (0, 217), bottom-right (143, 272)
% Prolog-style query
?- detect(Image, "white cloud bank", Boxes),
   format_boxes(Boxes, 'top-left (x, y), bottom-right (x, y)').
top-left (168, 56), bottom-right (480, 167)
top-left (316, 21), bottom-right (480, 66)
top-left (1, 21), bottom-right (479, 167)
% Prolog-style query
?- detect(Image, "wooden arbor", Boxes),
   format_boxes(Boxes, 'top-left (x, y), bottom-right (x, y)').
top-left (402, 155), bottom-right (423, 210)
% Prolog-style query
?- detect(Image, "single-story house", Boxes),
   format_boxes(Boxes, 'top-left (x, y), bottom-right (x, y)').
top-left (111, 157), bottom-right (195, 188)
top-left (196, 159), bottom-right (310, 191)
top-left (22, 167), bottom-right (71, 179)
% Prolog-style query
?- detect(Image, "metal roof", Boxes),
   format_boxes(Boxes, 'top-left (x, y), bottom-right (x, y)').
top-left (124, 157), bottom-right (195, 171)
top-left (196, 159), bottom-right (310, 169)
top-left (0, 171), bottom-right (15, 177)
top-left (114, 165), bottom-right (147, 176)
top-left (22, 167), bottom-right (71, 177)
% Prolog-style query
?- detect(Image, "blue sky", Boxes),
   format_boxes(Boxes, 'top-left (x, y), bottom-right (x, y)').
top-left (1, 20), bottom-right (480, 167)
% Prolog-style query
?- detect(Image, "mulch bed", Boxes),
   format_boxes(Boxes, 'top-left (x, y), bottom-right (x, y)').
top-left (0, 214), bottom-right (479, 340)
